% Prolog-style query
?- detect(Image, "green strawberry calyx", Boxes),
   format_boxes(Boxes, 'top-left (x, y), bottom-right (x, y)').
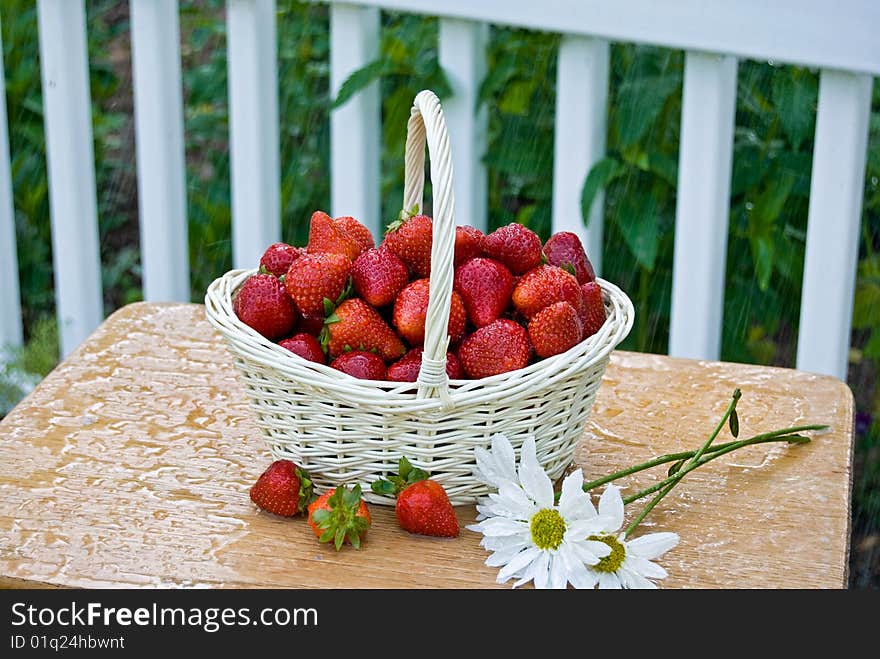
top-left (370, 457), bottom-right (430, 498)
top-left (296, 466), bottom-right (316, 513)
top-left (385, 204), bottom-right (421, 235)
top-left (311, 484), bottom-right (370, 551)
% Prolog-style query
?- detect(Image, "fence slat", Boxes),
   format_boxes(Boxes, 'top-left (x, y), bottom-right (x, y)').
top-left (37, 0), bottom-right (103, 357)
top-left (130, 0), bottom-right (189, 302)
top-left (330, 4), bottom-right (380, 236)
top-left (0, 16), bottom-right (23, 350)
top-left (438, 18), bottom-right (487, 231)
top-left (797, 71), bottom-right (873, 379)
top-left (669, 52), bottom-right (737, 361)
top-left (552, 35), bottom-right (609, 275)
top-left (227, 0), bottom-right (280, 269)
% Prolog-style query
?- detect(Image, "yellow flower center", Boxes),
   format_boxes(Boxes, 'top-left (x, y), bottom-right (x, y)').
top-left (588, 534), bottom-right (626, 572)
top-left (530, 509), bottom-right (566, 550)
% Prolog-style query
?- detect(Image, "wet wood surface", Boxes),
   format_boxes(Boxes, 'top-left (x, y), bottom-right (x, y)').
top-left (0, 303), bottom-right (853, 588)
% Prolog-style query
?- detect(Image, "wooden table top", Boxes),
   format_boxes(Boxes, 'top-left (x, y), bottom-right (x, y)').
top-left (0, 302), bottom-right (854, 589)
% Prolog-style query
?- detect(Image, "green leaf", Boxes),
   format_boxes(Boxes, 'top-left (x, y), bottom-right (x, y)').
top-left (398, 456), bottom-right (412, 480)
top-left (498, 79), bottom-right (535, 116)
top-left (729, 409), bottom-right (740, 438)
top-left (371, 479), bottom-right (398, 497)
top-left (615, 74), bottom-right (681, 147)
top-left (853, 281), bottom-right (880, 329)
top-left (323, 298), bottom-right (336, 317)
top-left (617, 192), bottom-right (660, 272)
top-left (772, 71), bottom-right (818, 151)
top-left (580, 158), bottom-right (625, 227)
top-left (332, 60), bottom-right (385, 109)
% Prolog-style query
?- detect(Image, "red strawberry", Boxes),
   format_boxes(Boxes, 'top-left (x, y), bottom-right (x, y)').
top-left (580, 281), bottom-right (607, 339)
top-left (457, 319), bottom-right (530, 379)
top-left (481, 223), bottom-right (543, 275)
top-left (298, 310), bottom-right (326, 336)
top-left (351, 247), bottom-right (409, 308)
top-left (330, 350), bottom-right (388, 380)
top-left (250, 459), bottom-right (314, 517)
top-left (233, 274), bottom-right (297, 340)
top-left (335, 216), bottom-right (374, 253)
top-left (284, 252), bottom-right (352, 317)
top-left (392, 278), bottom-right (466, 346)
top-left (307, 485), bottom-right (371, 550)
top-left (386, 348), bottom-right (464, 382)
top-left (512, 264), bottom-right (585, 320)
top-left (371, 458), bottom-right (459, 538)
top-left (279, 333), bottom-right (325, 364)
top-left (454, 225), bottom-right (484, 265)
top-left (382, 212), bottom-right (433, 277)
top-left (528, 301), bottom-right (583, 358)
top-left (260, 242), bottom-right (304, 277)
top-left (322, 298), bottom-right (405, 361)
top-left (453, 257), bottom-right (515, 328)
top-left (543, 231), bottom-right (596, 284)
top-left (307, 210), bottom-right (361, 262)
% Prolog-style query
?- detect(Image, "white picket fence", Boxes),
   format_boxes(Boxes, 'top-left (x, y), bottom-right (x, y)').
top-left (0, 0), bottom-right (877, 381)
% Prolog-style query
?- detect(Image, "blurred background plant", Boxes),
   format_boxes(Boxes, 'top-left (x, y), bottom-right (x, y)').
top-left (1, 0), bottom-right (877, 586)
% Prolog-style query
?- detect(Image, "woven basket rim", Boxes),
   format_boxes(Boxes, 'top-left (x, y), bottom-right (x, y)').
top-left (205, 266), bottom-right (634, 410)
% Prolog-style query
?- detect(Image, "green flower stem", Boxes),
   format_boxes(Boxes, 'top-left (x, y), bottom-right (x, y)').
top-left (579, 423), bottom-right (827, 494)
top-left (622, 432), bottom-right (814, 506)
top-left (621, 388), bottom-right (825, 539)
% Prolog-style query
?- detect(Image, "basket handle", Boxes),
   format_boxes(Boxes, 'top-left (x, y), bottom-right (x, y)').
top-left (403, 91), bottom-right (456, 407)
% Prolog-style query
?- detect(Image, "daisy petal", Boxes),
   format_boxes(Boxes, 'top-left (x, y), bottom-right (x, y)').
top-left (533, 551), bottom-right (551, 589)
top-left (498, 547), bottom-right (540, 583)
top-left (627, 532), bottom-right (680, 559)
top-left (619, 567), bottom-right (657, 589)
top-left (491, 433), bottom-right (518, 480)
top-left (597, 572), bottom-right (622, 589)
top-left (474, 517), bottom-right (528, 537)
top-left (598, 484), bottom-right (625, 532)
top-left (517, 437), bottom-right (554, 508)
top-left (558, 545), bottom-right (598, 589)
top-left (566, 518), bottom-right (611, 540)
top-left (624, 556), bottom-right (668, 580)
top-left (549, 553), bottom-right (569, 589)
top-left (558, 469), bottom-right (597, 520)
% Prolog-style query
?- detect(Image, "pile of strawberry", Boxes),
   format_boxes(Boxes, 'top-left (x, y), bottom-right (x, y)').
top-left (233, 208), bottom-right (606, 381)
top-left (249, 457), bottom-right (459, 547)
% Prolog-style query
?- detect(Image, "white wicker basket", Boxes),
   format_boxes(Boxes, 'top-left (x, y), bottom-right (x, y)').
top-left (205, 90), bottom-right (634, 504)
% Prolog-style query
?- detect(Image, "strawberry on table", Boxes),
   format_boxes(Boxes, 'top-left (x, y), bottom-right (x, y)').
top-left (392, 278), bottom-right (466, 346)
top-left (453, 257), bottom-right (515, 328)
top-left (279, 333), bottom-right (325, 364)
top-left (543, 231), bottom-right (596, 284)
top-left (512, 264), bottom-right (585, 320)
top-left (580, 281), bottom-right (607, 339)
top-left (330, 350), bottom-right (388, 380)
top-left (334, 215), bottom-right (374, 253)
top-left (457, 319), bottom-right (530, 379)
top-left (259, 242), bottom-right (304, 278)
top-left (481, 222), bottom-right (543, 275)
top-left (386, 347), bottom-right (464, 383)
top-left (322, 298), bottom-right (405, 361)
top-left (351, 247), bottom-right (409, 308)
top-left (528, 301), bottom-right (583, 358)
top-left (250, 459), bottom-right (314, 517)
top-left (454, 225), bottom-right (484, 266)
top-left (382, 210), bottom-right (433, 278)
top-left (284, 252), bottom-right (352, 317)
top-left (307, 485), bottom-right (372, 550)
top-left (307, 210), bottom-right (362, 262)
top-left (233, 273), bottom-right (297, 340)
top-left (371, 457), bottom-right (459, 538)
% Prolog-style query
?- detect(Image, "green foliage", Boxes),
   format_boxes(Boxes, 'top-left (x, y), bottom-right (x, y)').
top-left (0, 315), bottom-right (57, 416)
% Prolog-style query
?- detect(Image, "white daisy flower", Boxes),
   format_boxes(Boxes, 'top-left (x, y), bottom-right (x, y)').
top-left (468, 434), bottom-right (614, 589)
top-left (584, 484), bottom-right (680, 589)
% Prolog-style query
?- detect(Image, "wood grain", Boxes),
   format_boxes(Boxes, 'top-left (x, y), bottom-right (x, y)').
top-left (0, 303), bottom-right (853, 589)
